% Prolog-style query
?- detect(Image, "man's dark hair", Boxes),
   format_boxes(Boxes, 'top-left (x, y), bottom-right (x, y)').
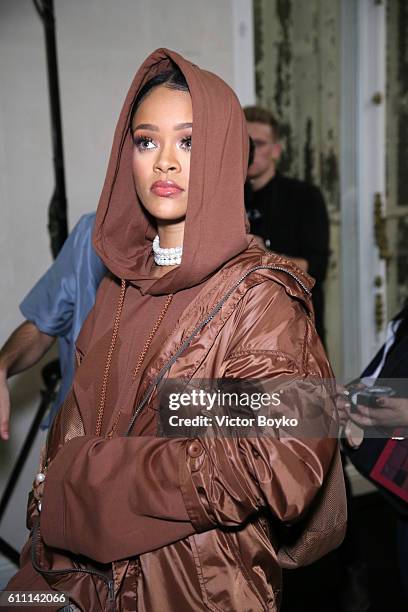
top-left (244, 105), bottom-right (280, 141)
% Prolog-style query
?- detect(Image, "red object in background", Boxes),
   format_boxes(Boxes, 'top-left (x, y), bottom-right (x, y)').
top-left (370, 436), bottom-right (408, 504)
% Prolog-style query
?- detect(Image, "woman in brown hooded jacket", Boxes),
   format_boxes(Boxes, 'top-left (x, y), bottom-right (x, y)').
top-left (6, 48), bottom-right (346, 612)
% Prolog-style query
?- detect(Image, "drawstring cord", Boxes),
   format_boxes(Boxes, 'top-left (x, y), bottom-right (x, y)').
top-left (95, 279), bottom-right (173, 438)
top-left (132, 294), bottom-right (173, 380)
top-left (95, 279), bottom-right (127, 437)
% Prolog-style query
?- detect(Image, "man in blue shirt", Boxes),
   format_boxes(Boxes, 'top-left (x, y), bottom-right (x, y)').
top-left (0, 213), bottom-right (106, 440)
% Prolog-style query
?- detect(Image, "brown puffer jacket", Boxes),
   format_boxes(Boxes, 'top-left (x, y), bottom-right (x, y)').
top-left (7, 248), bottom-right (346, 612)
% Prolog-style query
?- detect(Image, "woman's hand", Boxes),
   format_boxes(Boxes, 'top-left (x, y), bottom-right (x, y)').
top-left (335, 384), bottom-right (364, 448)
top-left (335, 383), bottom-right (365, 426)
top-left (335, 384), bottom-right (352, 426)
top-left (347, 396), bottom-right (408, 429)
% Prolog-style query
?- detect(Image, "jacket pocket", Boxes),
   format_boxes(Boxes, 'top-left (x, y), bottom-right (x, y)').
top-left (189, 531), bottom-right (275, 612)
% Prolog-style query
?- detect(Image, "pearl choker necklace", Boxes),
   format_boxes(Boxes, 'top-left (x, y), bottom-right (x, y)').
top-left (152, 235), bottom-right (183, 266)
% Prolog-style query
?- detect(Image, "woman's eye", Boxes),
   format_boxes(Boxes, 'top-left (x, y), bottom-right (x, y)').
top-left (180, 135), bottom-right (192, 152)
top-left (133, 135), bottom-right (156, 151)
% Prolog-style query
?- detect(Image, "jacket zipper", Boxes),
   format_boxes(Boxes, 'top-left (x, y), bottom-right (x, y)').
top-left (31, 521), bottom-right (115, 611)
top-left (125, 264), bottom-right (311, 435)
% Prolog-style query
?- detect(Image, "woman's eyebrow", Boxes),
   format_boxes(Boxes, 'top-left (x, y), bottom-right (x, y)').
top-left (132, 122), bottom-right (192, 132)
top-left (133, 123), bottom-right (159, 131)
top-left (174, 122), bottom-right (193, 130)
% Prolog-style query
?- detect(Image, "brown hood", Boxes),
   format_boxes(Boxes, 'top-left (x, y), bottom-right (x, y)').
top-left (93, 48), bottom-right (251, 295)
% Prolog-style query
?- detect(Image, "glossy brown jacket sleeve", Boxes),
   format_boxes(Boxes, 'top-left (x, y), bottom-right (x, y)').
top-left (40, 393), bottom-right (338, 564)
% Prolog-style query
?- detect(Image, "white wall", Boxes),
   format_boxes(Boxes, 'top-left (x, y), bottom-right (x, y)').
top-left (0, 0), bottom-right (254, 584)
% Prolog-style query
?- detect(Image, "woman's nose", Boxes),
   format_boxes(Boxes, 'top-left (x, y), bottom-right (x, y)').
top-left (154, 146), bottom-right (180, 173)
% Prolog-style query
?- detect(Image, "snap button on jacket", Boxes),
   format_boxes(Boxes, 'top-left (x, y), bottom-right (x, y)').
top-left (187, 441), bottom-right (204, 458)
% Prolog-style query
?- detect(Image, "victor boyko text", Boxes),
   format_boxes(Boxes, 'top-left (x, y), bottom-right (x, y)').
top-left (155, 377), bottom-right (340, 439)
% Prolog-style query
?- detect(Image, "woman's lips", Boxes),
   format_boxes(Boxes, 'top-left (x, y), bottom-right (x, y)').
top-left (151, 180), bottom-right (184, 198)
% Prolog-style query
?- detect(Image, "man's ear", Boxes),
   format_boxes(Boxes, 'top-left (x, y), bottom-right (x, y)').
top-left (271, 142), bottom-right (282, 162)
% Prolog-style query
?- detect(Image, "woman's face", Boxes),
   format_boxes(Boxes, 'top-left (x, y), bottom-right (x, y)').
top-left (131, 85), bottom-right (192, 223)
